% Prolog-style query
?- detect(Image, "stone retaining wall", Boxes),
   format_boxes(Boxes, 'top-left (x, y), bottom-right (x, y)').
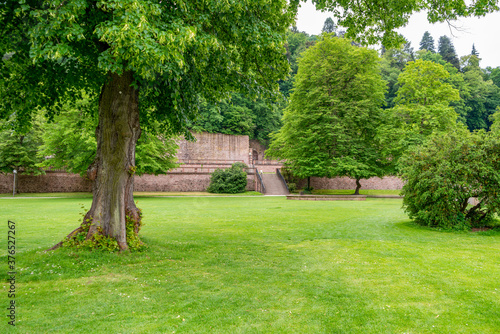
top-left (0, 170), bottom-right (257, 193)
top-left (299, 176), bottom-right (404, 190)
top-left (0, 171), bottom-right (403, 194)
top-left (0, 131), bottom-right (403, 193)
top-left (177, 132), bottom-right (250, 164)
top-left (134, 172), bottom-right (256, 192)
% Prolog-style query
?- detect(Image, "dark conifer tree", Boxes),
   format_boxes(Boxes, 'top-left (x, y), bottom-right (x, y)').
top-left (438, 36), bottom-right (460, 70)
top-left (322, 17), bottom-right (336, 34)
top-left (471, 44), bottom-right (480, 56)
top-left (419, 31), bottom-right (435, 53)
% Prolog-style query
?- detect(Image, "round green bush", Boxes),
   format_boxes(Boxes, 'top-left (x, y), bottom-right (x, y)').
top-left (399, 129), bottom-right (500, 230)
top-left (207, 163), bottom-right (248, 194)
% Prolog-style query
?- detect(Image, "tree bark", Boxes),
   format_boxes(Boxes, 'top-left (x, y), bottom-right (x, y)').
top-left (82, 71), bottom-right (142, 250)
top-left (46, 71), bottom-right (143, 252)
top-left (354, 178), bottom-right (361, 195)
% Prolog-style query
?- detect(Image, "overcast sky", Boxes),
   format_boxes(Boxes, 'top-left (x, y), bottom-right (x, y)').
top-left (295, 1), bottom-right (500, 69)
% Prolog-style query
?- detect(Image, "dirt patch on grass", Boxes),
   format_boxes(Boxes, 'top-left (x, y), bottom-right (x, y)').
top-left (471, 227), bottom-right (493, 232)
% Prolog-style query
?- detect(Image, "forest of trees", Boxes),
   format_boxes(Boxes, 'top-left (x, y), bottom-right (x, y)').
top-left (189, 25), bottom-right (500, 143)
top-left (3, 20), bottom-right (500, 177)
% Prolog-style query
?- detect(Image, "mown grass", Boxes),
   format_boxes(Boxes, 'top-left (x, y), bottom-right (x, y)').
top-left (0, 196), bottom-right (499, 333)
top-left (311, 189), bottom-right (402, 196)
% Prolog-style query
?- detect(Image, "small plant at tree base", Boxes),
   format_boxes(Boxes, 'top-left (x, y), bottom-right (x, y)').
top-left (207, 163), bottom-right (248, 194)
top-left (62, 207), bottom-right (145, 252)
top-left (399, 128), bottom-right (500, 230)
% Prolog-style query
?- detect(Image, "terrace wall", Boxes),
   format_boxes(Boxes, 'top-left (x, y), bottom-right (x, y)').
top-left (298, 176), bottom-right (404, 191)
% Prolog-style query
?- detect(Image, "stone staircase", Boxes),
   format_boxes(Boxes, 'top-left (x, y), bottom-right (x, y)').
top-left (261, 173), bottom-right (289, 195)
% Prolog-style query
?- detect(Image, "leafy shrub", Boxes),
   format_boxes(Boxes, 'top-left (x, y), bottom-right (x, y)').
top-left (207, 163), bottom-right (248, 194)
top-left (280, 167), bottom-right (302, 192)
top-left (399, 128), bottom-right (500, 230)
top-left (231, 162), bottom-right (248, 171)
top-left (301, 187), bottom-right (313, 194)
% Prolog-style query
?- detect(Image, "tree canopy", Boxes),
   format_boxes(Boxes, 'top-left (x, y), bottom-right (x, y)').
top-left (1, 1), bottom-right (296, 133)
top-left (378, 59), bottom-right (460, 171)
top-left (268, 36), bottom-right (387, 194)
top-left (313, 0), bottom-right (499, 47)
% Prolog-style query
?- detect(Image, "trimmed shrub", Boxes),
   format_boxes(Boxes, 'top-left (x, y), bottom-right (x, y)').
top-left (399, 128), bottom-right (500, 230)
top-left (207, 163), bottom-right (248, 194)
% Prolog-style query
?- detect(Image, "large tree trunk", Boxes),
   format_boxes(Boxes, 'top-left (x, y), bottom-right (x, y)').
top-left (49, 71), bottom-right (141, 251)
top-left (86, 71), bottom-right (141, 250)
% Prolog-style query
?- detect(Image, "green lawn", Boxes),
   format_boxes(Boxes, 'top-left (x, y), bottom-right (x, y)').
top-left (1, 195), bottom-right (499, 333)
top-left (311, 189), bottom-right (402, 196)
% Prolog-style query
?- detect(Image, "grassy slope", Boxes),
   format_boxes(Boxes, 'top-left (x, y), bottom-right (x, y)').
top-left (0, 196), bottom-right (499, 333)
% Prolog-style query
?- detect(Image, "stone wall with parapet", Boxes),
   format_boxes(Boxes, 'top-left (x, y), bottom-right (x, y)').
top-left (177, 132), bottom-right (250, 164)
top-left (0, 170), bottom-right (257, 193)
top-left (135, 170), bottom-right (257, 192)
top-left (0, 172), bottom-right (92, 193)
top-left (0, 172), bottom-right (403, 194)
top-left (298, 176), bottom-right (404, 190)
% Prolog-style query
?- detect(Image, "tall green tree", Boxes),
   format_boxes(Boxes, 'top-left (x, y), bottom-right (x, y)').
top-left (378, 60), bottom-right (460, 167)
top-left (268, 36), bottom-right (387, 195)
top-left (393, 60), bottom-right (460, 135)
top-left (414, 50), bottom-right (472, 126)
top-left (419, 31), bottom-right (435, 53)
top-left (0, 117), bottom-right (43, 193)
top-left (380, 42), bottom-right (415, 108)
top-left (459, 56), bottom-right (500, 131)
top-left (438, 35), bottom-right (460, 70)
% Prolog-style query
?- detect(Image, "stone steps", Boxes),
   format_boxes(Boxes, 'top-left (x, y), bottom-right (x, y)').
top-left (261, 173), bottom-right (289, 195)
